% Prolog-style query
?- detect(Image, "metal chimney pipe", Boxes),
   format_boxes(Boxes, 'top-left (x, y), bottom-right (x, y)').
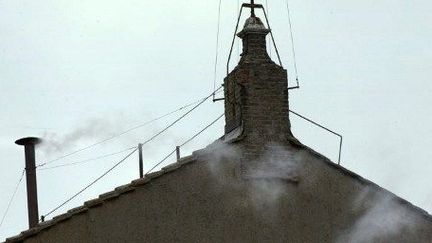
top-left (15, 137), bottom-right (41, 228)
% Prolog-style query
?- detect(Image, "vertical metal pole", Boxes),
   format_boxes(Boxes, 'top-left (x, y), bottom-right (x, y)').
top-left (289, 110), bottom-right (343, 165)
top-left (262, 7), bottom-right (283, 67)
top-left (338, 137), bottom-right (343, 165)
top-left (138, 143), bottom-right (143, 178)
top-left (176, 146), bottom-right (181, 161)
top-left (226, 5), bottom-right (244, 75)
top-left (15, 137), bottom-right (40, 229)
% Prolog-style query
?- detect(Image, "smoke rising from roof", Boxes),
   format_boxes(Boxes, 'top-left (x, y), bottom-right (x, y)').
top-left (203, 140), bottom-right (301, 207)
top-left (39, 118), bottom-right (118, 155)
top-left (37, 114), bottom-right (178, 159)
top-left (336, 189), bottom-right (423, 243)
top-left (202, 140), bottom-right (430, 240)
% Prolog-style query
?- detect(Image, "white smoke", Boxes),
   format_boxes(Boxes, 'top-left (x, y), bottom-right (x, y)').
top-left (246, 143), bottom-right (300, 180)
top-left (39, 118), bottom-right (119, 155)
top-left (202, 140), bottom-right (302, 207)
top-left (336, 189), bottom-right (421, 243)
top-left (201, 140), bottom-right (429, 241)
top-left (245, 143), bottom-right (301, 214)
top-left (200, 139), bottom-right (242, 186)
top-left (38, 115), bottom-right (177, 157)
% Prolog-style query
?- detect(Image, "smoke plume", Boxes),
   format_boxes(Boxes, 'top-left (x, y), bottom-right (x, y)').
top-left (203, 141), bottom-right (302, 206)
top-left (39, 118), bottom-right (120, 155)
top-left (38, 115), bottom-right (177, 158)
top-left (336, 189), bottom-right (422, 243)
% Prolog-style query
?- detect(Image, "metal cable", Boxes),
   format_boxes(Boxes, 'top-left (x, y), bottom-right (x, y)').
top-left (212, 0), bottom-right (222, 100)
top-left (261, 7), bottom-right (283, 67)
top-left (236, 0), bottom-right (240, 62)
top-left (145, 149), bottom-right (177, 176)
top-left (179, 113), bottom-right (224, 148)
top-left (38, 147), bottom-right (136, 171)
top-left (42, 89), bottom-right (223, 218)
top-left (36, 97), bottom-right (209, 168)
top-left (286, 0), bottom-right (299, 87)
top-left (289, 110), bottom-right (342, 164)
top-left (139, 86), bottom-right (222, 146)
top-left (0, 169), bottom-right (25, 230)
top-left (145, 113), bottom-right (224, 174)
top-left (37, 89), bottom-right (223, 171)
top-left (226, 5), bottom-right (244, 75)
top-left (265, 0), bottom-right (272, 58)
top-left (42, 148), bottom-right (138, 218)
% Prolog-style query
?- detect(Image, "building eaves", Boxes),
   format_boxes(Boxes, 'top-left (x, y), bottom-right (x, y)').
top-left (4, 154), bottom-right (197, 243)
top-left (4, 142), bottom-right (432, 242)
top-left (291, 140), bottom-right (432, 223)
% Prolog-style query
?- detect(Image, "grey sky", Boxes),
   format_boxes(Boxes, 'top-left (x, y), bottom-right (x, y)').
top-left (1, 0), bottom-right (431, 240)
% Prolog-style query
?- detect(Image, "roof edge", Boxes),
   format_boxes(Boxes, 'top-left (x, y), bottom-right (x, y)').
top-left (4, 155), bottom-right (197, 243)
top-left (4, 141), bottom-right (431, 242)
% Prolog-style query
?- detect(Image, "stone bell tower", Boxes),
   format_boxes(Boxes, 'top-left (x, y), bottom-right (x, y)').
top-left (223, 4), bottom-right (294, 150)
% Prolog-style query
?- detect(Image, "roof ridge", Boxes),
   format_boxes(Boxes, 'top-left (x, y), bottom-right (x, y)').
top-left (4, 143), bottom-right (432, 242)
top-left (292, 140), bottom-right (432, 222)
top-left (4, 155), bottom-right (197, 243)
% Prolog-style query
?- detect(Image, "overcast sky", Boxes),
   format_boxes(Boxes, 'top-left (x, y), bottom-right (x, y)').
top-left (1, 0), bottom-right (432, 240)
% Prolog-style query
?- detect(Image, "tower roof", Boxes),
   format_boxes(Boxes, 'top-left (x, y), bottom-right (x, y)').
top-left (237, 16), bottom-right (269, 38)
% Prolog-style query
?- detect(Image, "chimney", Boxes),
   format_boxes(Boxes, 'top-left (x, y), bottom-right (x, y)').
top-left (223, 14), bottom-right (293, 147)
top-left (15, 137), bottom-right (41, 228)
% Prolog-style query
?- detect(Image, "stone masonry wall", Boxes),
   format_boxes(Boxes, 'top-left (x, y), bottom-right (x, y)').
top-left (14, 146), bottom-right (432, 243)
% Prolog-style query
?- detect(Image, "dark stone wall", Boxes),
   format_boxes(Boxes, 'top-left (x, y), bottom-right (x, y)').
top-left (224, 17), bottom-right (293, 159)
top-left (239, 34), bottom-right (270, 63)
top-left (19, 146), bottom-right (432, 243)
top-left (11, 15), bottom-right (432, 243)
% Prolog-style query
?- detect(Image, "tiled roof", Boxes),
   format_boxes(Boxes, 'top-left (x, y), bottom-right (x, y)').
top-left (4, 153), bottom-right (198, 243)
top-left (4, 142), bottom-right (432, 243)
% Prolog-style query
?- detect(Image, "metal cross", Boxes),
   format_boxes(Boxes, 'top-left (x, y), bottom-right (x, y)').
top-left (250, 0), bottom-right (257, 17)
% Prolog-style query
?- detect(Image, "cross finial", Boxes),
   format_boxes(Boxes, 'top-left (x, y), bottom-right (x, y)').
top-left (250, 0), bottom-right (256, 17)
